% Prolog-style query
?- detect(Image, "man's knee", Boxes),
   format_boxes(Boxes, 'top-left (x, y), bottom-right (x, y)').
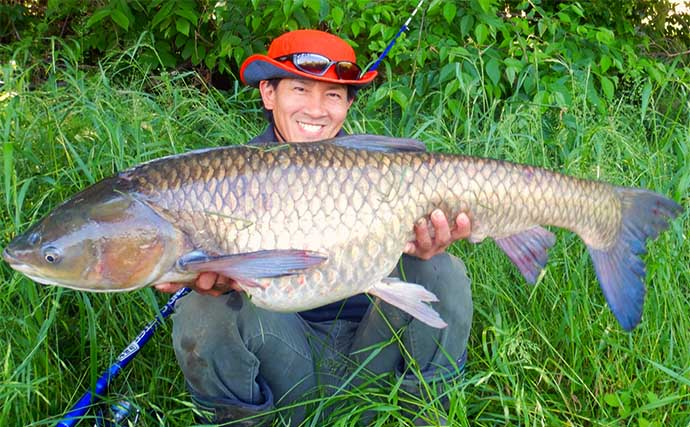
top-left (172, 291), bottom-right (316, 416)
top-left (172, 291), bottom-right (245, 362)
top-left (399, 253), bottom-right (471, 300)
top-left (399, 253), bottom-right (473, 340)
top-left (172, 292), bottom-right (259, 402)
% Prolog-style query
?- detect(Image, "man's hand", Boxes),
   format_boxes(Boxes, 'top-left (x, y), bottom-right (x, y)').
top-left (155, 272), bottom-right (241, 297)
top-left (404, 210), bottom-right (471, 260)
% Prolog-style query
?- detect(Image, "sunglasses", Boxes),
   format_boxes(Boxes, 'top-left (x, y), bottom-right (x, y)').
top-left (275, 53), bottom-right (362, 81)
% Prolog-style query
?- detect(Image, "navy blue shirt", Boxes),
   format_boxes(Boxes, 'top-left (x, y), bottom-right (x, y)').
top-left (247, 125), bottom-right (372, 323)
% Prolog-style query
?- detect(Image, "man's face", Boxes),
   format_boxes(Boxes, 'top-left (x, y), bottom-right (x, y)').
top-left (259, 78), bottom-right (353, 142)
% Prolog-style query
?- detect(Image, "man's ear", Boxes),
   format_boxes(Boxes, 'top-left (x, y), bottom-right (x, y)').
top-left (259, 80), bottom-right (276, 110)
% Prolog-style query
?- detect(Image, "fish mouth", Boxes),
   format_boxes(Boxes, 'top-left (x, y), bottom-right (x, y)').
top-left (2, 247), bottom-right (59, 286)
top-left (2, 246), bottom-right (19, 264)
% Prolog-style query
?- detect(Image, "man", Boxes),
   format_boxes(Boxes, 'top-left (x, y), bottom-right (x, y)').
top-left (157, 29), bottom-right (473, 426)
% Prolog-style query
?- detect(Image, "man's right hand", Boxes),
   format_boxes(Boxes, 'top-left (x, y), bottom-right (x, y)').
top-left (155, 272), bottom-right (241, 297)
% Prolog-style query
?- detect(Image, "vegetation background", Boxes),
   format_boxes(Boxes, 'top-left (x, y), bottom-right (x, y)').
top-left (0, 0), bottom-right (689, 426)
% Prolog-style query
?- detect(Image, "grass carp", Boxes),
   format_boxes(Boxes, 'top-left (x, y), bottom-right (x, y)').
top-left (2, 135), bottom-right (683, 331)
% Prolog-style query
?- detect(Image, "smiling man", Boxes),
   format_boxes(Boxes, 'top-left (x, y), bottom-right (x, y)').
top-left (259, 78), bottom-right (352, 141)
top-left (158, 30), bottom-right (474, 426)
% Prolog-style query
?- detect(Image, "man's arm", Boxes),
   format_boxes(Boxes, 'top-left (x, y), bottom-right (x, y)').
top-left (155, 273), bottom-right (240, 296)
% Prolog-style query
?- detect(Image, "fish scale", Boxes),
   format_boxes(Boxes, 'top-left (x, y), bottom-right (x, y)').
top-left (3, 136), bottom-right (682, 331)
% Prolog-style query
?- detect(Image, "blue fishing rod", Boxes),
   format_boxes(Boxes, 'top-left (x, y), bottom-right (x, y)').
top-left (55, 287), bottom-right (191, 427)
top-left (367, 0), bottom-right (427, 73)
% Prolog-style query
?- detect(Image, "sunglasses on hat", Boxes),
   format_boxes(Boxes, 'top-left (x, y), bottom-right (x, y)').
top-left (275, 53), bottom-right (363, 81)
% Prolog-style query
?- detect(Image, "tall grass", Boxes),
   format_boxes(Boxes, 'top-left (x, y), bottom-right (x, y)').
top-left (0, 41), bottom-right (688, 426)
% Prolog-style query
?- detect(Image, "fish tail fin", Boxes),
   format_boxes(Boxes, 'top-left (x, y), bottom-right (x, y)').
top-left (588, 188), bottom-right (682, 331)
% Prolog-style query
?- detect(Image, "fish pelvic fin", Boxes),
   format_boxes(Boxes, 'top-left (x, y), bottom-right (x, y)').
top-left (588, 188), bottom-right (682, 331)
top-left (367, 278), bottom-right (447, 328)
top-left (495, 226), bottom-right (556, 284)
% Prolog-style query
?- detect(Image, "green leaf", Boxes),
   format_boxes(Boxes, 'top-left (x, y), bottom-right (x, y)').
top-left (640, 81), bottom-right (652, 122)
top-left (533, 90), bottom-right (549, 106)
top-left (110, 8), bottom-right (130, 30)
top-left (86, 9), bottom-right (112, 28)
top-left (175, 8), bottom-right (199, 26)
top-left (444, 79), bottom-right (460, 97)
top-left (443, 2), bottom-right (457, 24)
top-left (570, 3), bottom-right (585, 17)
top-left (151, 1), bottom-right (175, 28)
top-left (174, 32), bottom-right (186, 48)
top-left (176, 18), bottom-right (190, 36)
top-left (204, 53), bottom-right (217, 69)
top-left (600, 75), bottom-right (614, 99)
top-left (505, 66), bottom-right (516, 85)
top-left (549, 82), bottom-right (571, 107)
top-left (596, 29), bottom-right (614, 44)
top-left (478, 0), bottom-right (492, 13)
top-left (475, 23), bottom-right (488, 44)
top-left (331, 6), bottom-right (344, 26)
top-left (194, 44), bottom-right (206, 65)
top-left (181, 39), bottom-right (194, 59)
top-left (391, 89), bottom-right (409, 109)
top-left (460, 15), bottom-right (474, 37)
top-left (485, 58), bottom-right (500, 85)
top-left (556, 11), bottom-right (571, 23)
top-left (604, 393), bottom-right (620, 407)
top-left (351, 21), bottom-right (361, 37)
top-left (304, 0), bottom-right (320, 14)
top-left (600, 55), bottom-right (612, 73)
top-left (250, 15), bottom-right (261, 32)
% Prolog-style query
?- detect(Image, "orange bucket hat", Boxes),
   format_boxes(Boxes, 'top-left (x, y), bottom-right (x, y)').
top-left (240, 29), bottom-right (377, 88)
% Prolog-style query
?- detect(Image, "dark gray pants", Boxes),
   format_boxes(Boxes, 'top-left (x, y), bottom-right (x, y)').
top-left (171, 253), bottom-right (472, 425)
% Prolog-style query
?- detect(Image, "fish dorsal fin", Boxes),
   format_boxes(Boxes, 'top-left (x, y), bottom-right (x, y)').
top-left (178, 249), bottom-right (328, 288)
top-left (495, 226), bottom-right (556, 284)
top-left (328, 134), bottom-right (427, 152)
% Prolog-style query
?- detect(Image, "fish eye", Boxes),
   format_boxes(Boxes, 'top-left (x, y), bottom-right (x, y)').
top-left (42, 246), bottom-right (61, 264)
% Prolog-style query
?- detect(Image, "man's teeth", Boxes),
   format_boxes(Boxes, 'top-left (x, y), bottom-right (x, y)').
top-left (299, 122), bottom-right (323, 133)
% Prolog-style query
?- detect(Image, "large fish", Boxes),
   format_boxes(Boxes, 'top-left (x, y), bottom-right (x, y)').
top-left (2, 136), bottom-right (683, 330)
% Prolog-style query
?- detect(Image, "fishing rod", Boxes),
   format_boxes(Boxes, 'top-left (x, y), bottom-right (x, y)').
top-left (367, 0), bottom-right (427, 73)
top-left (55, 287), bottom-right (191, 427)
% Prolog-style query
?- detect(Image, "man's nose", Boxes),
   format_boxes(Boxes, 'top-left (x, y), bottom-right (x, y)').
top-left (302, 92), bottom-right (327, 116)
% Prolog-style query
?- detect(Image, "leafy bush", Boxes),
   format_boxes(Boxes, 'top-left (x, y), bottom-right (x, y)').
top-left (2, 0), bottom-right (688, 116)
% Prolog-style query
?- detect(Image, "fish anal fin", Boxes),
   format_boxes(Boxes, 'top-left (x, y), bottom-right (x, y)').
top-left (495, 226), bottom-right (556, 284)
top-left (367, 278), bottom-right (447, 328)
top-left (178, 249), bottom-right (328, 289)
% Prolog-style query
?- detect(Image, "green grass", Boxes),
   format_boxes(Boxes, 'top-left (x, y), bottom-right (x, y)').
top-left (1, 43), bottom-right (688, 427)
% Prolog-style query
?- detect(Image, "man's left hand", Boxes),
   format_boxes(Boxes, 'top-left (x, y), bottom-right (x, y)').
top-left (404, 210), bottom-right (471, 260)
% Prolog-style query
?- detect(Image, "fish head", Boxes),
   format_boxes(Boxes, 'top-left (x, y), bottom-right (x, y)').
top-left (2, 178), bottom-right (185, 291)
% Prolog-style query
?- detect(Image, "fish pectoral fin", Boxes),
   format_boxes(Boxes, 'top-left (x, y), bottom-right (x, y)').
top-left (367, 278), bottom-right (447, 328)
top-left (495, 226), bottom-right (556, 284)
top-left (178, 249), bottom-right (328, 286)
top-left (329, 134), bottom-right (427, 152)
